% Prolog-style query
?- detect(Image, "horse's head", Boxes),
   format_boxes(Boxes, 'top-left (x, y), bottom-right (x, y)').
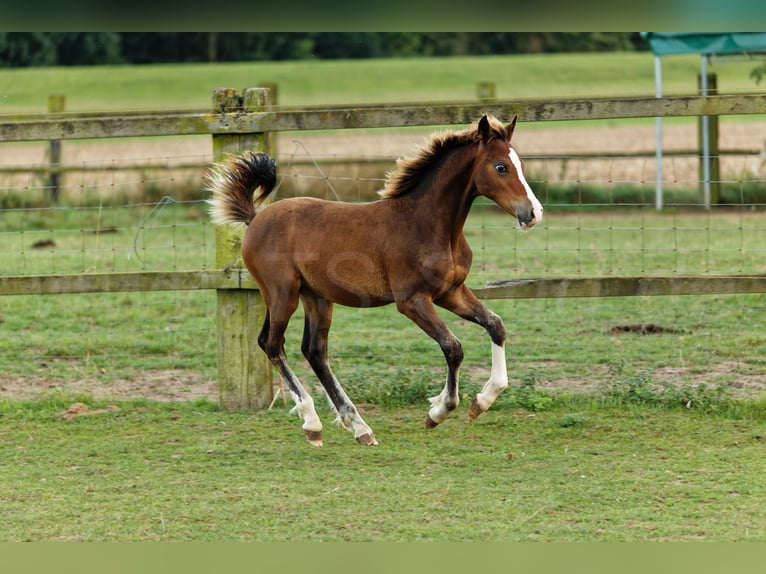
top-left (474, 115), bottom-right (543, 230)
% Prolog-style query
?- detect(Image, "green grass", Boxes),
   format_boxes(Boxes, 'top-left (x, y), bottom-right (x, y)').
top-left (0, 52), bottom-right (763, 114)
top-left (1, 395), bottom-right (764, 541)
top-left (0, 202), bottom-right (215, 275)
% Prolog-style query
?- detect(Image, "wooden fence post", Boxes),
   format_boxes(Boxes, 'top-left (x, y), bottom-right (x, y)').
top-left (212, 87), bottom-right (274, 411)
top-left (47, 94), bottom-right (65, 203)
top-left (477, 82), bottom-right (496, 103)
top-left (698, 72), bottom-right (720, 206)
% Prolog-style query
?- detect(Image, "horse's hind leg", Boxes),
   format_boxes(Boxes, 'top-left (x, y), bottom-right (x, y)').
top-left (258, 294), bottom-right (324, 446)
top-left (301, 293), bottom-right (377, 446)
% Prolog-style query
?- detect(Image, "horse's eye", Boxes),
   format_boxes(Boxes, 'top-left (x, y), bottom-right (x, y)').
top-left (495, 163), bottom-right (508, 174)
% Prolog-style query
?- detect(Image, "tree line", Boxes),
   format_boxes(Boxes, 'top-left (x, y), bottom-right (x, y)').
top-left (0, 32), bottom-right (649, 67)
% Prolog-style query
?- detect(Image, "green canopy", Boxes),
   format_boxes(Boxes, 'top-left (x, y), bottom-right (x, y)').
top-left (641, 32), bottom-right (766, 56)
top-left (641, 33), bottom-right (766, 210)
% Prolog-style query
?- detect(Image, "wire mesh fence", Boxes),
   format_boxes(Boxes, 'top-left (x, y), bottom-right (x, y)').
top-left (1, 132), bottom-right (765, 402)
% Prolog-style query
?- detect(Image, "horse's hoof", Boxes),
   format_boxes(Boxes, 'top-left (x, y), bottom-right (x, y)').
top-left (424, 415), bottom-right (439, 429)
top-left (469, 397), bottom-right (485, 422)
top-left (304, 429), bottom-right (323, 447)
top-left (356, 432), bottom-right (378, 446)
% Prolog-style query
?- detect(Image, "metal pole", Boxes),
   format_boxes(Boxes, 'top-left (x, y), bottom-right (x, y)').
top-left (654, 55), bottom-right (663, 211)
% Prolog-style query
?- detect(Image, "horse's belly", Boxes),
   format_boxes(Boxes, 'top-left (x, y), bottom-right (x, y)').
top-left (299, 252), bottom-right (393, 308)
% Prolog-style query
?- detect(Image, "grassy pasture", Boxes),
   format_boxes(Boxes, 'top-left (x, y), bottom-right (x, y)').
top-left (0, 52), bottom-right (763, 114)
top-left (1, 397), bottom-right (765, 541)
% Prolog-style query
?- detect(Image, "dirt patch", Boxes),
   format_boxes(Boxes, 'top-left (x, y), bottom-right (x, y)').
top-left (0, 370), bottom-right (218, 402)
top-left (465, 359), bottom-right (766, 401)
top-left (2, 360), bottom-right (764, 404)
top-left (60, 402), bottom-right (121, 420)
top-left (608, 324), bottom-right (688, 335)
top-left (651, 361), bottom-right (766, 401)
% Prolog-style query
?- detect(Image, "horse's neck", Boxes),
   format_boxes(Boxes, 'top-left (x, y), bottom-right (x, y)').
top-left (409, 145), bottom-right (476, 238)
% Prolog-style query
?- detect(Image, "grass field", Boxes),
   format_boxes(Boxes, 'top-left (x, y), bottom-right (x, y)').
top-left (1, 396), bottom-right (764, 541)
top-left (0, 52), bottom-right (763, 114)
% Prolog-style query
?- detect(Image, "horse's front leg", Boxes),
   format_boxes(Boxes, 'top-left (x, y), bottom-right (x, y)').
top-left (396, 295), bottom-right (463, 427)
top-left (435, 284), bottom-right (509, 421)
top-left (469, 337), bottom-right (509, 421)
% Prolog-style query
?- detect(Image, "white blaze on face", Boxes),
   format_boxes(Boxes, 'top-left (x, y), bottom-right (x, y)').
top-left (508, 147), bottom-right (543, 227)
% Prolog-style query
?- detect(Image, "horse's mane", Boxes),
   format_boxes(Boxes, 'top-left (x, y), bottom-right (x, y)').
top-left (379, 115), bottom-right (508, 199)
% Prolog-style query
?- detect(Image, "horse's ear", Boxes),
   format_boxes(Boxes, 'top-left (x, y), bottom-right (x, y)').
top-left (505, 115), bottom-right (518, 141)
top-left (478, 115), bottom-right (491, 142)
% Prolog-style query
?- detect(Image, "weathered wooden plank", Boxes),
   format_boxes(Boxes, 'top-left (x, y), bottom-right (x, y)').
top-left (2, 94), bottom-right (765, 142)
top-left (2, 271), bottom-right (765, 298)
top-left (474, 275), bottom-right (766, 299)
top-left (0, 269), bottom-right (257, 296)
top-left (47, 94), bottom-right (65, 202)
top-left (2, 148), bottom-right (760, 180)
top-left (0, 113), bottom-right (214, 142)
top-left (217, 289), bottom-right (271, 410)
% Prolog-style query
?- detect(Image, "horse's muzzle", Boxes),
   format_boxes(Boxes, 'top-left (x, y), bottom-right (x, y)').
top-left (518, 204), bottom-right (543, 230)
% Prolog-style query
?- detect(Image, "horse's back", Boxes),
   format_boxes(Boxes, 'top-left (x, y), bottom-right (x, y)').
top-left (243, 197), bottom-right (332, 262)
top-left (245, 196), bottom-right (373, 247)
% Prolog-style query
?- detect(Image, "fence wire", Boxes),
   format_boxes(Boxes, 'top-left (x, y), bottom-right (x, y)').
top-left (1, 145), bottom-right (765, 402)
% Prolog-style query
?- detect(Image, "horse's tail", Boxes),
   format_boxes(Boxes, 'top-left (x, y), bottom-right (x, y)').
top-left (205, 151), bottom-right (277, 225)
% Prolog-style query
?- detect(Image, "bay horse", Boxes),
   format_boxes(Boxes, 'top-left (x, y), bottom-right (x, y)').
top-left (206, 115), bottom-right (542, 446)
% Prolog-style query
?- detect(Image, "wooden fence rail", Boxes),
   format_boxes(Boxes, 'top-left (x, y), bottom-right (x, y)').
top-left (2, 89), bottom-right (766, 409)
top-left (0, 148), bottom-right (761, 178)
top-left (2, 269), bottom-right (766, 299)
top-left (2, 93), bottom-right (766, 142)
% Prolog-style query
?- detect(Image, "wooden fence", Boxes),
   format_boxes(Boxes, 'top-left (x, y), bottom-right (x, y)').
top-left (4, 93), bottom-right (766, 141)
top-left (2, 89), bottom-right (766, 409)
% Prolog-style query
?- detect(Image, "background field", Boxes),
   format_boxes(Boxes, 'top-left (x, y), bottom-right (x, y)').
top-left (1, 52), bottom-right (765, 542)
top-left (1, 52), bottom-right (764, 112)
